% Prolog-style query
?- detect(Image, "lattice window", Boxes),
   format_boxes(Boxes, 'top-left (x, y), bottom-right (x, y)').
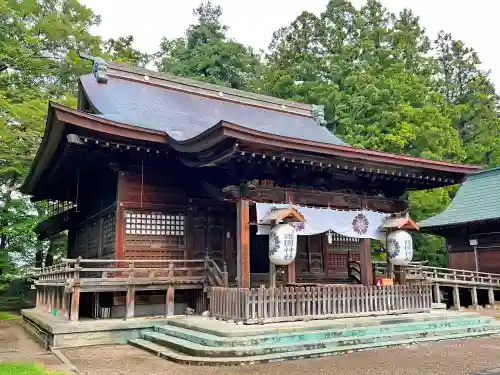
top-left (125, 210), bottom-right (185, 246)
top-left (328, 232), bottom-right (360, 252)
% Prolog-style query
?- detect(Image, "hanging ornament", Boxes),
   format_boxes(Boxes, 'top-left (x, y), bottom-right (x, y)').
top-left (269, 224), bottom-right (297, 266)
top-left (387, 230), bottom-right (413, 265)
top-left (327, 230), bottom-right (333, 244)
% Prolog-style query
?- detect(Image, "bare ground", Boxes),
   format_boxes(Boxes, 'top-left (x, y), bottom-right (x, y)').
top-left (0, 321), bottom-right (69, 373)
top-left (3, 316), bottom-right (500, 375)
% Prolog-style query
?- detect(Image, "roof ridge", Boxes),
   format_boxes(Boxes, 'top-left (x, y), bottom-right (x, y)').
top-left (105, 61), bottom-right (315, 118)
top-left (467, 166), bottom-right (500, 180)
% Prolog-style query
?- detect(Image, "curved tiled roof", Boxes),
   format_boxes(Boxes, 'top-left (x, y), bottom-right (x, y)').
top-left (80, 74), bottom-right (347, 146)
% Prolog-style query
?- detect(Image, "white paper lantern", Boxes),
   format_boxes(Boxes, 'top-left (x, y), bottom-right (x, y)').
top-left (387, 230), bottom-right (413, 265)
top-left (269, 224), bottom-right (297, 265)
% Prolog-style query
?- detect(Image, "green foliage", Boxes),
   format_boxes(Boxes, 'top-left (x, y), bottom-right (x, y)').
top-left (0, 0), bottom-right (147, 285)
top-left (155, 1), bottom-right (262, 89)
top-left (1, 0), bottom-right (499, 272)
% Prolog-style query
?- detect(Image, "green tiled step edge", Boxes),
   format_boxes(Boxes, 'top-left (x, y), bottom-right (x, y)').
top-left (154, 317), bottom-right (493, 347)
top-left (129, 328), bottom-right (500, 365)
top-left (166, 312), bottom-right (481, 337)
top-left (141, 323), bottom-right (499, 358)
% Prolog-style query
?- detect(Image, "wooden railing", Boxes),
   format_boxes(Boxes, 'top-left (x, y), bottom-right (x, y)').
top-left (208, 284), bottom-right (432, 324)
top-left (406, 265), bottom-right (500, 287)
top-left (36, 257), bottom-right (228, 288)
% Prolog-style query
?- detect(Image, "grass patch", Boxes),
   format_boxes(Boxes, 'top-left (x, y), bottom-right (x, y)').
top-left (0, 363), bottom-right (65, 375)
top-left (0, 311), bottom-right (20, 321)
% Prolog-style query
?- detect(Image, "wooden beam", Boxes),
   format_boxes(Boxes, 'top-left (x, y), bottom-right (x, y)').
top-left (237, 199), bottom-right (251, 288)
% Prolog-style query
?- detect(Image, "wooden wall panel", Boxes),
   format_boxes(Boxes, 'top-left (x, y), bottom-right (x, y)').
top-left (478, 250), bottom-right (500, 274)
top-left (448, 252), bottom-right (475, 271)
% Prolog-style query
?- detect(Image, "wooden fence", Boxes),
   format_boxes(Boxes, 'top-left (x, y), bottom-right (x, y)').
top-left (208, 284), bottom-right (432, 324)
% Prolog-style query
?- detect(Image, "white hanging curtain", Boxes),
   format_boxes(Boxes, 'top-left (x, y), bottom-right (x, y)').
top-left (256, 203), bottom-right (389, 241)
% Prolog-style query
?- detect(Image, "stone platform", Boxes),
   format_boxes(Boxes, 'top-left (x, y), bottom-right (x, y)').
top-left (21, 308), bottom-right (177, 349)
top-left (130, 311), bottom-right (500, 365)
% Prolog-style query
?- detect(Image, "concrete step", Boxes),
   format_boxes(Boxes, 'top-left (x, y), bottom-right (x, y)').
top-left (130, 327), bottom-right (500, 365)
top-left (154, 316), bottom-right (494, 347)
top-left (142, 323), bottom-right (500, 358)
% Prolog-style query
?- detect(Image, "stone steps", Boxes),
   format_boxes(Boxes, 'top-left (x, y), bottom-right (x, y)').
top-left (129, 312), bottom-right (500, 365)
top-left (156, 316), bottom-right (489, 347)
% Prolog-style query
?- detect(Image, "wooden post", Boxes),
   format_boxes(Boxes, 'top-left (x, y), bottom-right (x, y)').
top-left (55, 287), bottom-right (61, 316)
top-left (61, 291), bottom-right (68, 318)
top-left (433, 283), bottom-right (441, 304)
top-left (35, 287), bottom-right (41, 309)
top-left (70, 258), bottom-right (81, 322)
top-left (394, 265), bottom-right (406, 285)
top-left (126, 261), bottom-right (135, 319)
top-left (70, 286), bottom-right (80, 321)
top-left (452, 285), bottom-right (460, 310)
top-left (360, 239), bottom-right (373, 286)
top-left (488, 288), bottom-right (495, 307)
top-left (49, 288), bottom-right (55, 314)
top-left (236, 199), bottom-right (250, 288)
top-left (166, 285), bottom-right (175, 316)
top-left (286, 261), bottom-right (296, 284)
top-left (269, 262), bottom-right (276, 289)
top-left (126, 285), bottom-right (135, 319)
top-left (471, 287), bottom-right (478, 309)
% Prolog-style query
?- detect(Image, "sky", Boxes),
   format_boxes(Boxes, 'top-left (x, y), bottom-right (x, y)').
top-left (80, 0), bottom-right (500, 89)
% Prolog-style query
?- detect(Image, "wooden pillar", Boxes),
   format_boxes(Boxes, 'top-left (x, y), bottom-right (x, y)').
top-left (269, 262), bottom-right (276, 289)
top-left (471, 287), bottom-right (478, 308)
top-left (70, 286), bottom-right (80, 322)
top-left (488, 288), bottom-right (495, 307)
top-left (35, 288), bottom-right (41, 309)
top-left (236, 199), bottom-right (250, 288)
top-left (166, 284), bottom-right (175, 316)
top-left (126, 285), bottom-right (135, 319)
top-left (61, 291), bottom-right (68, 318)
top-left (360, 239), bottom-right (373, 286)
top-left (433, 284), bottom-right (441, 304)
top-left (49, 288), bottom-right (55, 314)
top-left (394, 265), bottom-right (406, 285)
top-left (55, 287), bottom-right (61, 316)
top-left (286, 261), bottom-right (296, 284)
top-left (453, 286), bottom-right (460, 309)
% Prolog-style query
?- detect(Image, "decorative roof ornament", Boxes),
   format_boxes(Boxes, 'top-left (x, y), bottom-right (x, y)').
top-left (312, 104), bottom-right (327, 126)
top-left (78, 52), bottom-right (108, 84)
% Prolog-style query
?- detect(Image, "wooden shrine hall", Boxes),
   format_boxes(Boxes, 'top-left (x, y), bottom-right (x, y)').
top-left (22, 57), bottom-right (480, 321)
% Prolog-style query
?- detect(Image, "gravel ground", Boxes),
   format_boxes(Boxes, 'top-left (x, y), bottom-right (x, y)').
top-left (63, 337), bottom-right (500, 375)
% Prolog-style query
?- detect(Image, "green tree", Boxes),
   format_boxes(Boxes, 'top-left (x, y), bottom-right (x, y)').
top-left (0, 0), bottom-right (148, 278)
top-left (155, 1), bottom-right (261, 89)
